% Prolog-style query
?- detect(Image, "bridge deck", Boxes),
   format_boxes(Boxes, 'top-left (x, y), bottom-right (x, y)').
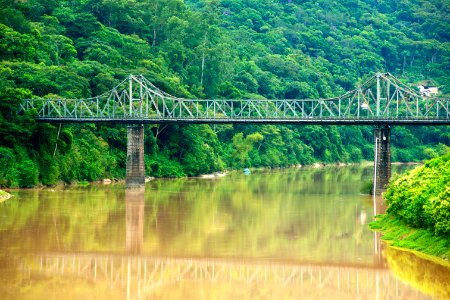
top-left (35, 116), bottom-right (450, 125)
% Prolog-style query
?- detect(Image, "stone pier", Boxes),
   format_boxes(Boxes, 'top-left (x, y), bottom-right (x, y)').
top-left (126, 125), bottom-right (145, 188)
top-left (373, 125), bottom-right (391, 195)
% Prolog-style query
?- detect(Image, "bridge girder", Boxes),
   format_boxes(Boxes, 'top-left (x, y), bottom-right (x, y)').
top-left (18, 73), bottom-right (450, 124)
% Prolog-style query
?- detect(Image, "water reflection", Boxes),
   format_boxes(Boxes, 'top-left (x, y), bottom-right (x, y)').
top-left (0, 165), bottom-right (441, 299)
top-left (126, 189), bottom-right (144, 254)
top-left (373, 195), bottom-right (387, 267)
top-left (385, 247), bottom-right (450, 299)
top-left (28, 254), bottom-right (428, 300)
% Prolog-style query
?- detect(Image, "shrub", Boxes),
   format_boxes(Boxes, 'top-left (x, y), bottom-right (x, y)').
top-left (385, 152), bottom-right (450, 236)
top-left (17, 159), bottom-right (39, 187)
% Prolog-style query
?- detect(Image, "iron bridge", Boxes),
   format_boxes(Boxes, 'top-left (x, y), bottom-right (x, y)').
top-left (19, 72), bottom-right (450, 125)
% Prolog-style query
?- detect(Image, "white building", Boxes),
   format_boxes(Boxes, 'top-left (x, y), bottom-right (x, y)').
top-left (417, 82), bottom-right (439, 97)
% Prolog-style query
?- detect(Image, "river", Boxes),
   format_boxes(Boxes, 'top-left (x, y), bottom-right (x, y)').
top-left (0, 165), bottom-right (448, 299)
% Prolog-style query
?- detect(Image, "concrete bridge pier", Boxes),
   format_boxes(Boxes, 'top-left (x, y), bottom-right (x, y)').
top-left (373, 125), bottom-right (391, 195)
top-left (126, 125), bottom-right (145, 188)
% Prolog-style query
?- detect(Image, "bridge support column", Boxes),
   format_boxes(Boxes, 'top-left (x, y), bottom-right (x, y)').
top-left (373, 125), bottom-right (391, 195)
top-left (126, 125), bottom-right (145, 188)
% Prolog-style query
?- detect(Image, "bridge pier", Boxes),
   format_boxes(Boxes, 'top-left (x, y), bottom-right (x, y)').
top-left (373, 125), bottom-right (391, 195)
top-left (126, 125), bottom-right (145, 188)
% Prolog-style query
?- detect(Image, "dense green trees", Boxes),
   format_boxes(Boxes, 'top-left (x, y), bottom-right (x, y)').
top-left (384, 152), bottom-right (450, 235)
top-left (370, 153), bottom-right (450, 261)
top-left (0, 0), bottom-right (449, 186)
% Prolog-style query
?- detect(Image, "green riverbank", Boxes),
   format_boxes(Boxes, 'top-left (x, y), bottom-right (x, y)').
top-left (370, 152), bottom-right (450, 263)
top-left (370, 215), bottom-right (450, 263)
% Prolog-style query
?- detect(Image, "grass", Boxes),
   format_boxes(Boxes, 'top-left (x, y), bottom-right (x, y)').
top-left (370, 214), bottom-right (450, 263)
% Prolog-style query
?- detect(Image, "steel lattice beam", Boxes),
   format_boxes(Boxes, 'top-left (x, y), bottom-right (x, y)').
top-left (18, 73), bottom-right (450, 125)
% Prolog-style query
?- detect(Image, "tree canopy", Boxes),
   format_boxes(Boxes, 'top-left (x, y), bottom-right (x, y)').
top-left (0, 0), bottom-right (449, 186)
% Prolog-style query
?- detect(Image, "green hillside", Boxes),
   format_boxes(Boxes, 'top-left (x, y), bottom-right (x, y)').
top-left (0, 0), bottom-right (449, 187)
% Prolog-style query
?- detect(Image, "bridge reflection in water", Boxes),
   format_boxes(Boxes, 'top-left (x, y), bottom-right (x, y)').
top-left (15, 191), bottom-right (428, 300)
top-left (27, 254), bottom-right (422, 300)
top-left (126, 189), bottom-right (145, 253)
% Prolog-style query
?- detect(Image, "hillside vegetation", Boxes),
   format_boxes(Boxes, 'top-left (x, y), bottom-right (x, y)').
top-left (0, 0), bottom-right (449, 187)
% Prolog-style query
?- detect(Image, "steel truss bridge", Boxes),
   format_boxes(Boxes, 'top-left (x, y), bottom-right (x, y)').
top-left (17, 253), bottom-right (424, 299)
top-left (19, 72), bottom-right (450, 125)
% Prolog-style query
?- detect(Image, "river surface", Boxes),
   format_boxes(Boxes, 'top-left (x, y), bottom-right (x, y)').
top-left (0, 165), bottom-right (448, 299)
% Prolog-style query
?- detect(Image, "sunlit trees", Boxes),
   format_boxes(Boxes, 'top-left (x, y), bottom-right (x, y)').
top-left (385, 152), bottom-right (450, 235)
top-left (0, 0), bottom-right (448, 186)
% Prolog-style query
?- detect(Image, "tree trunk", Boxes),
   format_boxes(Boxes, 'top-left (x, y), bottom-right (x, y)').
top-left (402, 54), bottom-right (406, 74)
top-left (153, 28), bottom-right (157, 46)
top-left (200, 53), bottom-right (205, 86)
top-left (410, 49), bottom-right (416, 67)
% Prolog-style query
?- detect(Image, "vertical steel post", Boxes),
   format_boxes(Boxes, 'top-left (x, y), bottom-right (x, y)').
top-left (376, 73), bottom-right (381, 117)
top-left (139, 80), bottom-right (143, 117)
top-left (386, 80), bottom-right (390, 116)
top-left (129, 76), bottom-right (133, 117)
top-left (373, 136), bottom-right (378, 202)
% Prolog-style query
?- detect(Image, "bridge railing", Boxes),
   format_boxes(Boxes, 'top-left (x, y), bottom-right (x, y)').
top-left (18, 73), bottom-right (450, 124)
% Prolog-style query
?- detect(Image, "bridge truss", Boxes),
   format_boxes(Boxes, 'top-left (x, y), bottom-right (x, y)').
top-left (19, 73), bottom-right (450, 125)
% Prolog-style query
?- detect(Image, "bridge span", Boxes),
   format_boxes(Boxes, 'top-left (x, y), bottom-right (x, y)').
top-left (18, 72), bottom-right (450, 191)
top-left (19, 72), bottom-right (449, 125)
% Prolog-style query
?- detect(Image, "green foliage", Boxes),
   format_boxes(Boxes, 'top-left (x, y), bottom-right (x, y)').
top-left (17, 158), bottom-right (39, 187)
top-left (0, 147), bottom-right (16, 187)
top-left (145, 153), bottom-right (186, 178)
top-left (384, 152), bottom-right (450, 235)
top-left (72, 128), bottom-right (117, 181)
top-left (40, 156), bottom-right (60, 186)
top-left (424, 187), bottom-right (450, 236)
top-left (231, 132), bottom-right (263, 168)
top-left (0, 146), bottom-right (39, 188)
top-left (0, 0), bottom-right (448, 186)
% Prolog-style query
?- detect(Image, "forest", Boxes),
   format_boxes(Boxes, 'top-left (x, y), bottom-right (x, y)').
top-left (0, 0), bottom-right (449, 187)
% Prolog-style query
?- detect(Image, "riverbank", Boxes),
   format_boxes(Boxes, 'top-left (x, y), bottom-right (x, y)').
top-left (370, 152), bottom-right (450, 263)
top-left (370, 214), bottom-right (450, 264)
top-left (4, 161), bottom-right (419, 189)
top-left (0, 190), bottom-right (11, 202)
